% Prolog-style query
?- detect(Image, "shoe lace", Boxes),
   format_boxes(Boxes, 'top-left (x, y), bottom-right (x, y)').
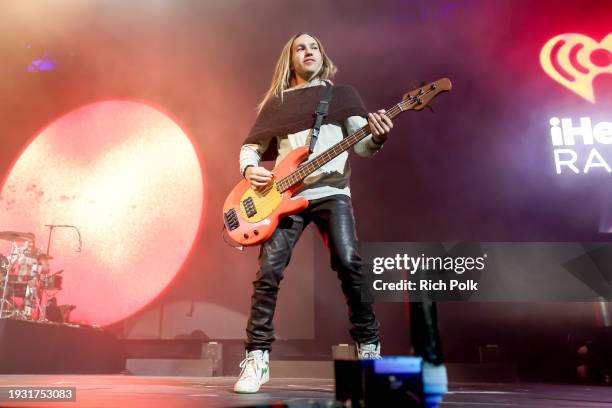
top-left (238, 354), bottom-right (260, 378)
top-left (358, 344), bottom-right (381, 359)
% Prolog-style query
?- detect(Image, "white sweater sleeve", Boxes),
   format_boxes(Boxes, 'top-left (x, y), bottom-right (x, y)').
top-left (346, 115), bottom-right (384, 158)
top-left (239, 136), bottom-right (272, 176)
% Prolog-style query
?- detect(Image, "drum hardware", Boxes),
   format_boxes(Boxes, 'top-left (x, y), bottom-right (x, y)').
top-left (42, 270), bottom-right (63, 291)
top-left (0, 231), bottom-right (35, 243)
top-left (0, 239), bottom-right (28, 317)
top-left (44, 224), bottom-right (82, 255)
top-left (0, 235), bottom-right (32, 319)
top-left (0, 253), bottom-right (13, 318)
top-left (0, 227), bottom-right (81, 323)
top-left (0, 254), bottom-right (8, 270)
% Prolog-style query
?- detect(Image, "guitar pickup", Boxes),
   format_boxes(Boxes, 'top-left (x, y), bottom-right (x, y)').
top-left (223, 208), bottom-right (239, 231)
top-left (243, 197), bottom-right (257, 217)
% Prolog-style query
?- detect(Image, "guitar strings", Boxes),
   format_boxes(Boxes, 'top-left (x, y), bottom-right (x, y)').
top-left (242, 87), bottom-right (438, 213)
top-left (277, 99), bottom-right (412, 190)
top-left (278, 89), bottom-right (434, 190)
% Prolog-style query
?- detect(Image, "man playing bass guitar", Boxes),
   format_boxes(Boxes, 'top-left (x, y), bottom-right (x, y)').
top-left (233, 33), bottom-right (446, 401)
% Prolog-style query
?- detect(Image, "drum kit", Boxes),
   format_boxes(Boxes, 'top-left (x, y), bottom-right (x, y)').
top-left (0, 230), bottom-right (65, 321)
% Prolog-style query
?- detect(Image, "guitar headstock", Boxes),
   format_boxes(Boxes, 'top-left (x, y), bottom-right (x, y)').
top-left (400, 78), bottom-right (452, 111)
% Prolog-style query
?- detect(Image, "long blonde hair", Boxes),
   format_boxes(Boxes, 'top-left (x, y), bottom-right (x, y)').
top-left (257, 33), bottom-right (337, 112)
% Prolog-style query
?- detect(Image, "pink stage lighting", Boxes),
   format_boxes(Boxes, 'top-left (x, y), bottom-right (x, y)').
top-left (0, 100), bottom-right (206, 326)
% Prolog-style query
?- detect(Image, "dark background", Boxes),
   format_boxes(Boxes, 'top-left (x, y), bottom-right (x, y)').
top-left (1, 0), bottom-right (612, 376)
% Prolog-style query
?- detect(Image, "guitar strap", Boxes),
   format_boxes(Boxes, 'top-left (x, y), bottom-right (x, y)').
top-left (224, 82), bottom-right (333, 251)
top-left (308, 82), bottom-right (333, 154)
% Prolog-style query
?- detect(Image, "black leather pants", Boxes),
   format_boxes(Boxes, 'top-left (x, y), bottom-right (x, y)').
top-left (410, 301), bottom-right (444, 365)
top-left (245, 194), bottom-right (380, 351)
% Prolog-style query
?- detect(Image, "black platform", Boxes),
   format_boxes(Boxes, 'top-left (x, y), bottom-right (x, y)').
top-left (0, 318), bottom-right (125, 374)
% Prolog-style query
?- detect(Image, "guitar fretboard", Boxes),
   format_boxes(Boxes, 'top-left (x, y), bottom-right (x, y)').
top-left (275, 97), bottom-right (415, 192)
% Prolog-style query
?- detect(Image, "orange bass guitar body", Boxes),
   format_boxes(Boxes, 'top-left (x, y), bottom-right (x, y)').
top-left (222, 146), bottom-right (310, 247)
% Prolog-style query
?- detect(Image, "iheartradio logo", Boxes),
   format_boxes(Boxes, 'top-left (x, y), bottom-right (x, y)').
top-left (540, 34), bottom-right (612, 103)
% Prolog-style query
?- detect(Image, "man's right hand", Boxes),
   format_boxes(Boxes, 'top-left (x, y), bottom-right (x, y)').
top-left (244, 166), bottom-right (274, 190)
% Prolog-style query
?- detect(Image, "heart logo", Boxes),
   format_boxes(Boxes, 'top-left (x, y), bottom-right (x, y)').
top-left (540, 33), bottom-right (612, 103)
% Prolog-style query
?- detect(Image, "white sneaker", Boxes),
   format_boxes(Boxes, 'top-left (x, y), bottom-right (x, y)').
top-left (422, 361), bottom-right (448, 408)
top-left (233, 350), bottom-right (270, 393)
top-left (357, 342), bottom-right (382, 359)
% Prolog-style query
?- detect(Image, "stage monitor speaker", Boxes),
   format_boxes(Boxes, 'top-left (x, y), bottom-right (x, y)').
top-left (335, 356), bottom-right (424, 407)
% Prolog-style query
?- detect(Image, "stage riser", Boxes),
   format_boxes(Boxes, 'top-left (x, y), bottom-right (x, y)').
top-left (0, 318), bottom-right (125, 374)
top-left (126, 359), bottom-right (213, 376)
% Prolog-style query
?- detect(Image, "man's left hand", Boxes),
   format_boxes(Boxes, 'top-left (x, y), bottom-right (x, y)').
top-left (368, 109), bottom-right (393, 144)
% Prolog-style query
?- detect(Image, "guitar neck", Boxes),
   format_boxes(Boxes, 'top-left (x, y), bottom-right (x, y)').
top-left (276, 102), bottom-right (404, 192)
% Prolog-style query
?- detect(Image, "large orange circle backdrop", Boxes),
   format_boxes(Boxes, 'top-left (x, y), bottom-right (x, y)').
top-left (0, 100), bottom-right (206, 326)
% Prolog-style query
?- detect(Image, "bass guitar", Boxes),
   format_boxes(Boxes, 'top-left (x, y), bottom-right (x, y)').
top-left (223, 78), bottom-right (452, 247)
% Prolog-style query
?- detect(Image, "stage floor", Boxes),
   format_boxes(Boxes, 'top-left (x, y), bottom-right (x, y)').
top-left (0, 375), bottom-right (611, 407)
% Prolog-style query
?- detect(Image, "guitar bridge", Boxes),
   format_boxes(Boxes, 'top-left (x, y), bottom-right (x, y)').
top-left (223, 208), bottom-right (239, 231)
top-left (243, 197), bottom-right (257, 217)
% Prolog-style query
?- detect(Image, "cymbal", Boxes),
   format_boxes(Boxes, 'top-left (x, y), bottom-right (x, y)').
top-left (0, 231), bottom-right (35, 243)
